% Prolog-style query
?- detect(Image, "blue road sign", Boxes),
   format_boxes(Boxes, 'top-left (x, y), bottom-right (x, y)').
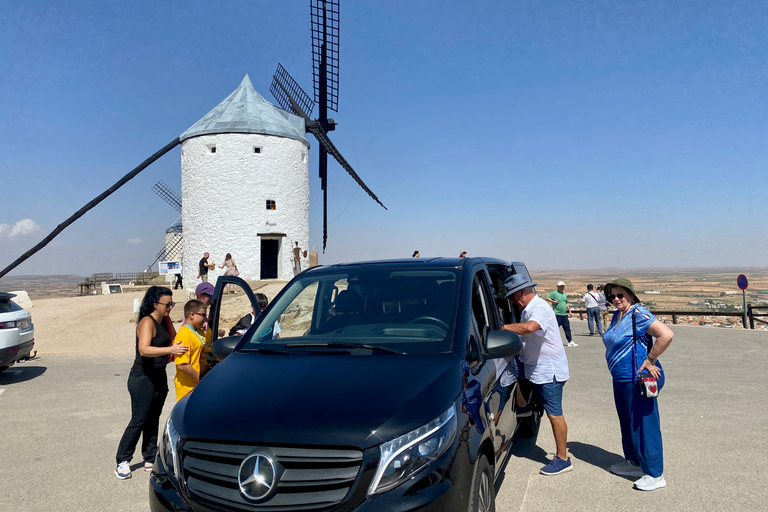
top-left (738, 274), bottom-right (748, 290)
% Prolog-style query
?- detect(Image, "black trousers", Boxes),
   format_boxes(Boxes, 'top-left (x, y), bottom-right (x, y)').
top-left (116, 369), bottom-right (168, 464)
top-left (174, 274), bottom-right (182, 289)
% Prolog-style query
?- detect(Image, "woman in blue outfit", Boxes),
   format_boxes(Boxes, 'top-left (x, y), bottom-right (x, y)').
top-left (602, 278), bottom-right (674, 491)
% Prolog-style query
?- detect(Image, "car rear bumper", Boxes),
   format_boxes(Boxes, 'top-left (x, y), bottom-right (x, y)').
top-left (0, 339), bottom-right (35, 367)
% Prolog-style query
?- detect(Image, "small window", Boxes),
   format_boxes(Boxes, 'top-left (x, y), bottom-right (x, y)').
top-left (208, 145), bottom-right (216, 154)
top-left (253, 147), bottom-right (262, 154)
top-left (266, 200), bottom-right (276, 210)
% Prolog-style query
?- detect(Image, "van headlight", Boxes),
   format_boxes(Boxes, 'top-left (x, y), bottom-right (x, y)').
top-left (368, 404), bottom-right (457, 496)
top-left (158, 416), bottom-right (181, 480)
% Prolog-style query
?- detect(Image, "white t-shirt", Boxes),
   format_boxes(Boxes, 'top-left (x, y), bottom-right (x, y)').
top-left (584, 292), bottom-right (600, 309)
top-left (519, 294), bottom-right (570, 384)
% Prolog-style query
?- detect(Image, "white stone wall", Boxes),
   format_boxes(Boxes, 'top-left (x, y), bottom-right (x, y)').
top-left (181, 133), bottom-right (309, 289)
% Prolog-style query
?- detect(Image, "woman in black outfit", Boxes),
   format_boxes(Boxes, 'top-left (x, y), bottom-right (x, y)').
top-left (115, 286), bottom-right (188, 480)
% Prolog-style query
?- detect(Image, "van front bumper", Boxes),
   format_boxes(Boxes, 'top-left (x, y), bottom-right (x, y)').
top-left (149, 440), bottom-right (472, 512)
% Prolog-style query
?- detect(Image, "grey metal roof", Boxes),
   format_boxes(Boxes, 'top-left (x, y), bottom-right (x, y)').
top-left (165, 216), bottom-right (182, 234)
top-left (180, 75), bottom-right (309, 146)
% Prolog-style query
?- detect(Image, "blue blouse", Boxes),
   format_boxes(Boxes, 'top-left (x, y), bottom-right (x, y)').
top-left (602, 305), bottom-right (656, 382)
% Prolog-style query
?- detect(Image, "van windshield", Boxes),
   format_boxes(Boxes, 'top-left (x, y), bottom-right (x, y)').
top-left (243, 268), bottom-right (461, 354)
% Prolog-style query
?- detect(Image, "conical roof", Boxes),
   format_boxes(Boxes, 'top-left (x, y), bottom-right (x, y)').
top-left (180, 75), bottom-right (309, 146)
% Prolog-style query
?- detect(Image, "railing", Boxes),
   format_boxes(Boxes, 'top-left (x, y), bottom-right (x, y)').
top-left (748, 305), bottom-right (768, 329)
top-left (572, 308), bottom-right (758, 329)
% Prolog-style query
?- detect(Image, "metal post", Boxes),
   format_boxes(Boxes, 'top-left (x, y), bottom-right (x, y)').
top-left (319, 1), bottom-right (329, 251)
top-left (743, 290), bottom-right (748, 328)
top-left (748, 304), bottom-right (754, 330)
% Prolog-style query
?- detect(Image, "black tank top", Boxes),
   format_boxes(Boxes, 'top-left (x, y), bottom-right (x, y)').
top-left (132, 316), bottom-right (172, 373)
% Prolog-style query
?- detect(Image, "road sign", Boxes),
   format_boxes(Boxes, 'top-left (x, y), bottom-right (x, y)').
top-left (737, 274), bottom-right (749, 290)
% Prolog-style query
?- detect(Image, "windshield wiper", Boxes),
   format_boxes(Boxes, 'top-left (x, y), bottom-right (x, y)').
top-left (290, 342), bottom-right (404, 355)
top-left (240, 347), bottom-right (291, 355)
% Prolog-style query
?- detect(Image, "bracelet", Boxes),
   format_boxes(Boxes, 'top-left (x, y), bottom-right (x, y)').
top-left (646, 355), bottom-right (656, 364)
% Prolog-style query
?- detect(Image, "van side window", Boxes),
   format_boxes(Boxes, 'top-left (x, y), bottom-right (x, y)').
top-left (467, 272), bottom-right (493, 370)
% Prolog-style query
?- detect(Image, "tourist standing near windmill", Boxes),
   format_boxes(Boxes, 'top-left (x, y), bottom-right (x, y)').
top-left (115, 287), bottom-right (188, 480)
top-left (219, 253), bottom-right (238, 294)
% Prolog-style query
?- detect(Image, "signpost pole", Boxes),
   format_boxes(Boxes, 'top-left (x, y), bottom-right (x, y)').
top-left (743, 290), bottom-right (748, 328)
top-left (738, 274), bottom-right (749, 329)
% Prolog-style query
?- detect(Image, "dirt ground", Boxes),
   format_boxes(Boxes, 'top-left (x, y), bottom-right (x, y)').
top-left (28, 281), bottom-right (288, 357)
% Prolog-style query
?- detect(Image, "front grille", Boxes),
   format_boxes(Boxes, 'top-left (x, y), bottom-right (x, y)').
top-left (182, 441), bottom-right (363, 511)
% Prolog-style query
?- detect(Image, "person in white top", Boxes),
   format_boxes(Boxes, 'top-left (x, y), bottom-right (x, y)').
top-left (501, 274), bottom-right (573, 476)
top-left (583, 284), bottom-right (604, 336)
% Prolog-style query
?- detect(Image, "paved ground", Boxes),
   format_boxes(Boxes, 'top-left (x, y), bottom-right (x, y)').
top-left (1, 319), bottom-right (766, 511)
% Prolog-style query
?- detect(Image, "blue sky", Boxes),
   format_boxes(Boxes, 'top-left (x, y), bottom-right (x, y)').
top-left (1, 0), bottom-right (766, 276)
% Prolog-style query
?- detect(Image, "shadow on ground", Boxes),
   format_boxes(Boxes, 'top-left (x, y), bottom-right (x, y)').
top-left (0, 365), bottom-right (47, 384)
top-left (567, 441), bottom-right (626, 475)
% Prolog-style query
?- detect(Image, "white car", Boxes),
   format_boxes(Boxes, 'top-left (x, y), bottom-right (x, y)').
top-left (0, 292), bottom-right (35, 373)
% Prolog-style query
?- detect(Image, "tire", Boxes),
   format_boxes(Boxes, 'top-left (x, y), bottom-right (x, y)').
top-left (515, 411), bottom-right (542, 439)
top-left (468, 456), bottom-right (495, 512)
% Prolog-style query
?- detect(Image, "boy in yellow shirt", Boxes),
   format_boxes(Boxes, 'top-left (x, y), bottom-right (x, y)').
top-left (174, 299), bottom-right (208, 400)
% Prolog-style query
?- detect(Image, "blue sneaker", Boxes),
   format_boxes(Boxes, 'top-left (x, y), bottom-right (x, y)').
top-left (115, 461), bottom-right (132, 480)
top-left (540, 456), bottom-right (573, 476)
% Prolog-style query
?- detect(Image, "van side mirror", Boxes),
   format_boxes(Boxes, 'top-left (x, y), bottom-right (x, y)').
top-left (484, 330), bottom-right (523, 359)
top-left (211, 335), bottom-right (242, 362)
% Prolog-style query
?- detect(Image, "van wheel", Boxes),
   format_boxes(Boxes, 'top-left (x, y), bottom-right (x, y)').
top-left (468, 456), bottom-right (495, 512)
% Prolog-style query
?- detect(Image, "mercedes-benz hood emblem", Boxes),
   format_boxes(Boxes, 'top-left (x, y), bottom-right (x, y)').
top-left (238, 453), bottom-right (277, 500)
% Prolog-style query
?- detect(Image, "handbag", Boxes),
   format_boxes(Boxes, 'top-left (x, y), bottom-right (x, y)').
top-left (632, 309), bottom-right (663, 398)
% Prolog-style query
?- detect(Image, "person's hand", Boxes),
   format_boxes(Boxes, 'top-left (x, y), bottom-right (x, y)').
top-left (638, 359), bottom-right (661, 379)
top-left (218, 328), bottom-right (226, 337)
top-left (170, 343), bottom-right (189, 355)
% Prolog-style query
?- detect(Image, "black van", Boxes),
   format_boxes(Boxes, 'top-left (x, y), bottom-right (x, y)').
top-left (150, 257), bottom-right (542, 512)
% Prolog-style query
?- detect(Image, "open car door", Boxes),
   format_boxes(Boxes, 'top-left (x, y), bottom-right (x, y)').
top-left (208, 276), bottom-right (260, 362)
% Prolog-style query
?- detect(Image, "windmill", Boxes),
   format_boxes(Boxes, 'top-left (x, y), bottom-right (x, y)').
top-left (0, 0), bottom-right (384, 279)
top-left (147, 181), bottom-right (183, 271)
top-left (270, 0), bottom-right (386, 251)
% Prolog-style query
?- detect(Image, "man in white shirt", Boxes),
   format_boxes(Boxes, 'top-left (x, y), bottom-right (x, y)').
top-left (502, 274), bottom-right (573, 476)
top-left (583, 284), bottom-right (604, 336)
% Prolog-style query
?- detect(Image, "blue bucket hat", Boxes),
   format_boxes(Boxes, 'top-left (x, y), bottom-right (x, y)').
top-left (504, 274), bottom-right (537, 299)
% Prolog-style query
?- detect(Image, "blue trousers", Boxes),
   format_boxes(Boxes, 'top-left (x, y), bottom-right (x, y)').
top-left (587, 307), bottom-right (603, 335)
top-left (612, 379), bottom-right (664, 477)
top-left (555, 314), bottom-right (572, 342)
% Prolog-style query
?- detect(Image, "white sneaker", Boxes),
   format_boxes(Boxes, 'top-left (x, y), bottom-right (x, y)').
top-left (115, 461), bottom-right (132, 480)
top-left (634, 474), bottom-right (666, 491)
top-left (144, 461), bottom-right (154, 472)
top-left (567, 341), bottom-right (578, 347)
top-left (611, 459), bottom-right (643, 477)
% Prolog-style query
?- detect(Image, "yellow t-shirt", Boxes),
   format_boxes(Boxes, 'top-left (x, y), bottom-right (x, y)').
top-left (174, 325), bottom-right (205, 401)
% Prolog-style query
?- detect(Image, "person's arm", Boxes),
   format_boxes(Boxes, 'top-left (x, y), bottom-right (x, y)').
top-left (218, 263), bottom-right (225, 269)
top-left (176, 363), bottom-right (199, 383)
top-left (137, 318), bottom-right (188, 357)
top-left (637, 320), bottom-right (674, 378)
top-left (544, 295), bottom-right (558, 306)
top-left (502, 320), bottom-right (541, 335)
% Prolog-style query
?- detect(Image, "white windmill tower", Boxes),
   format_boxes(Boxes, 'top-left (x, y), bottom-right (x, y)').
top-left (180, 75), bottom-right (310, 288)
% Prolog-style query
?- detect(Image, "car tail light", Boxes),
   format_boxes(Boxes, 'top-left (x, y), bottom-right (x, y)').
top-left (0, 321), bottom-right (17, 329)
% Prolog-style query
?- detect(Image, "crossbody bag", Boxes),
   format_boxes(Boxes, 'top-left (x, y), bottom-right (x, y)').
top-left (632, 309), bottom-right (663, 398)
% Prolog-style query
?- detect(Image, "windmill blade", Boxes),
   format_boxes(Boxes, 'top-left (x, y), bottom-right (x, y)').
top-left (306, 122), bottom-right (386, 210)
top-left (0, 137), bottom-right (181, 279)
top-left (151, 180), bottom-right (182, 212)
top-left (271, 63), bottom-right (315, 119)
top-left (310, 0), bottom-right (340, 112)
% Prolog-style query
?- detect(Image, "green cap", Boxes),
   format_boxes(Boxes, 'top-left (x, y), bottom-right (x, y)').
top-left (604, 278), bottom-right (640, 304)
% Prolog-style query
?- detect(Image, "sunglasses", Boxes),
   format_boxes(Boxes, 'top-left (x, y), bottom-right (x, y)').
top-left (607, 293), bottom-right (625, 301)
top-left (189, 311), bottom-right (206, 318)
top-left (157, 301), bottom-right (176, 308)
